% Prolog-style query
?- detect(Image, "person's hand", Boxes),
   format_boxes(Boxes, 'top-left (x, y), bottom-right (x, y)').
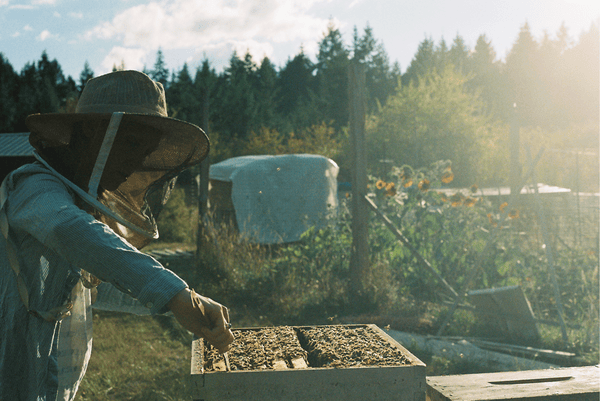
top-left (167, 288), bottom-right (234, 353)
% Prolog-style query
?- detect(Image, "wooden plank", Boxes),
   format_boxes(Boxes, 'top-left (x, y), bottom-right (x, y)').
top-left (290, 357), bottom-right (308, 369)
top-left (467, 339), bottom-right (577, 365)
top-left (468, 286), bottom-right (539, 343)
top-left (388, 330), bottom-right (556, 372)
top-left (211, 360), bottom-right (227, 372)
top-left (272, 359), bottom-right (288, 370)
top-left (364, 195), bottom-right (458, 298)
top-left (426, 365), bottom-right (599, 401)
top-left (194, 364), bottom-right (426, 401)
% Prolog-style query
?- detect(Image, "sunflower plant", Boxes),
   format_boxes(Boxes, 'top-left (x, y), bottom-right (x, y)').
top-left (369, 160), bottom-right (526, 301)
top-left (367, 161), bottom-right (598, 357)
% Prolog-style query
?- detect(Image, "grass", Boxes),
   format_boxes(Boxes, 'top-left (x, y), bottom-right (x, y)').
top-left (76, 312), bottom-right (193, 401)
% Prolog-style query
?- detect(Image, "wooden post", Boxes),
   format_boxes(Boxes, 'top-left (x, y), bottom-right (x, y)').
top-left (527, 147), bottom-right (569, 344)
top-left (575, 150), bottom-right (582, 246)
top-left (509, 103), bottom-right (521, 198)
top-left (348, 62), bottom-right (369, 301)
top-left (196, 88), bottom-right (210, 257)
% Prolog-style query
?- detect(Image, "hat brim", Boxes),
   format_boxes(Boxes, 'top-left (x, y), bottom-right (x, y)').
top-left (26, 112), bottom-right (209, 169)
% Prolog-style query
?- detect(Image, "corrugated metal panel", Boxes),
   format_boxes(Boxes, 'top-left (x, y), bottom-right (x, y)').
top-left (0, 133), bottom-right (34, 157)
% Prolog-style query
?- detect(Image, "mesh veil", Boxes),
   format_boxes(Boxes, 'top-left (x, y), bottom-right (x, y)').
top-left (25, 70), bottom-right (208, 250)
top-left (31, 114), bottom-right (207, 250)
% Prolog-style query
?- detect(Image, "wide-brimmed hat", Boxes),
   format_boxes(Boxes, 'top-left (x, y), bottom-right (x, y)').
top-left (26, 70), bottom-right (209, 171)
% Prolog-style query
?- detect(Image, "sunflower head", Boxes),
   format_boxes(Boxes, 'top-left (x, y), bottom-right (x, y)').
top-left (464, 197), bottom-right (477, 207)
top-left (450, 193), bottom-right (464, 207)
top-left (418, 179), bottom-right (430, 192)
top-left (441, 167), bottom-right (454, 184)
top-left (385, 182), bottom-right (397, 197)
top-left (487, 213), bottom-right (497, 227)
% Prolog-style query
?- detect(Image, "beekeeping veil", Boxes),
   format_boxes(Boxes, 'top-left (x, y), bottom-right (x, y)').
top-left (25, 70), bottom-right (209, 249)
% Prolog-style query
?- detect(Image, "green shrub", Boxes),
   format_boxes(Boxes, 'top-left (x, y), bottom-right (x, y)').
top-left (156, 187), bottom-right (197, 243)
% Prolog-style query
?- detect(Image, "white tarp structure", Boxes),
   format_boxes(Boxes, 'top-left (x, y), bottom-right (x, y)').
top-left (209, 154), bottom-right (339, 244)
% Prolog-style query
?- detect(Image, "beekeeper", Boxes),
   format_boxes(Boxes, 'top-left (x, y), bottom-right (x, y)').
top-left (0, 70), bottom-right (234, 400)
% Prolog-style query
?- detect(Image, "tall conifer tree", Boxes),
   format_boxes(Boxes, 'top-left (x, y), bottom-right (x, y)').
top-left (316, 21), bottom-right (350, 130)
top-left (352, 25), bottom-right (400, 113)
top-left (78, 61), bottom-right (94, 94)
top-left (151, 48), bottom-right (169, 89)
top-left (276, 49), bottom-right (317, 132)
top-left (0, 54), bottom-right (19, 132)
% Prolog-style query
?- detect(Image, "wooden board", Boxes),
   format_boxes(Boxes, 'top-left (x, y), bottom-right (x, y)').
top-left (468, 286), bottom-right (540, 342)
top-left (426, 365), bottom-right (599, 401)
top-left (191, 324), bottom-right (426, 401)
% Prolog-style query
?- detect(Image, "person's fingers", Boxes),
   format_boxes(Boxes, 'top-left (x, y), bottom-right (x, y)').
top-left (179, 289), bottom-right (233, 352)
top-left (208, 322), bottom-right (234, 342)
top-left (203, 300), bottom-right (225, 325)
top-left (223, 306), bottom-right (230, 325)
top-left (201, 324), bottom-right (234, 353)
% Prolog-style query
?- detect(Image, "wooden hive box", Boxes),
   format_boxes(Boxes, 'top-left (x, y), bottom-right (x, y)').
top-left (191, 324), bottom-right (426, 401)
top-left (426, 365), bottom-right (599, 401)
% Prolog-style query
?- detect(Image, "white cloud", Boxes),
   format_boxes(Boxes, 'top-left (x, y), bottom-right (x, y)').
top-left (11, 31), bottom-right (20, 37)
top-left (349, 0), bottom-right (365, 8)
top-left (38, 29), bottom-right (53, 41)
top-left (68, 11), bottom-right (83, 19)
top-left (53, 11), bottom-right (60, 17)
top-left (99, 46), bottom-right (148, 74)
top-left (229, 39), bottom-right (275, 62)
top-left (86, 0), bottom-right (331, 55)
top-left (23, 24), bottom-right (33, 31)
top-left (0, 0), bottom-right (9, 7)
top-left (32, 0), bottom-right (57, 4)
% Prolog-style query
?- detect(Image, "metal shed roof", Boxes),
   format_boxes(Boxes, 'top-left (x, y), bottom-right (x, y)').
top-left (436, 183), bottom-right (571, 197)
top-left (0, 133), bottom-right (34, 157)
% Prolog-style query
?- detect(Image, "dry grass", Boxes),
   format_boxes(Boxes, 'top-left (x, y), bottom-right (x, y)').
top-left (76, 311), bottom-right (193, 401)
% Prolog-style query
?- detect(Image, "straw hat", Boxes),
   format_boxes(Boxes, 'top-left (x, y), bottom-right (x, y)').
top-left (26, 70), bottom-right (209, 170)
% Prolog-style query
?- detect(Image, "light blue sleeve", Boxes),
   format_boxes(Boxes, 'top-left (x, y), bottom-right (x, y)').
top-left (93, 282), bottom-right (152, 315)
top-left (7, 168), bottom-right (187, 315)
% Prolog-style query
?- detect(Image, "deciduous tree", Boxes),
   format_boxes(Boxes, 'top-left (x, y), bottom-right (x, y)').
top-left (368, 66), bottom-right (503, 186)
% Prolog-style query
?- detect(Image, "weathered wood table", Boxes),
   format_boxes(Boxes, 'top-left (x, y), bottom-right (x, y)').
top-left (426, 365), bottom-right (599, 401)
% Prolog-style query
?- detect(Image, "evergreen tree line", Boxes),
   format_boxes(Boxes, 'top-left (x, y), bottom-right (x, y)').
top-left (1, 22), bottom-right (598, 186)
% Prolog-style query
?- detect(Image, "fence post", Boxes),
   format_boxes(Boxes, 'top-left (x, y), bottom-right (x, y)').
top-left (196, 88), bottom-right (210, 258)
top-left (348, 62), bottom-right (369, 302)
top-left (527, 147), bottom-right (569, 344)
top-left (509, 103), bottom-right (522, 199)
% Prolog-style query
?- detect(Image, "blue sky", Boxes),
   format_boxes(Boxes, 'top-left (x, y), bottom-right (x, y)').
top-left (1, 0), bottom-right (598, 80)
